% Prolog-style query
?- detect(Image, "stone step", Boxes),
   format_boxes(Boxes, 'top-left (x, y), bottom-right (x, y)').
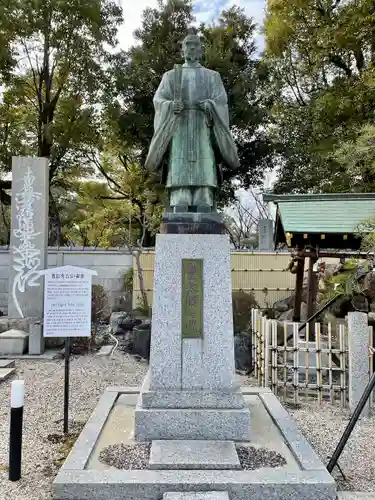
top-left (0, 367), bottom-right (15, 382)
top-left (150, 440), bottom-right (241, 470)
top-left (135, 407), bottom-right (251, 441)
top-left (96, 345), bottom-right (113, 356)
top-left (163, 493), bottom-right (229, 500)
top-left (0, 359), bottom-right (15, 368)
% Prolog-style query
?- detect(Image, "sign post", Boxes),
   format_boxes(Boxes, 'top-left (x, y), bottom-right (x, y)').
top-left (63, 337), bottom-right (71, 434)
top-left (41, 265), bottom-right (98, 433)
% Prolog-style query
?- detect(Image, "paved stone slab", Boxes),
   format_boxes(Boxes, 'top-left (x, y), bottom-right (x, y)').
top-left (0, 367), bottom-right (15, 381)
top-left (150, 441), bottom-right (241, 470)
top-left (96, 345), bottom-right (113, 356)
top-left (142, 389), bottom-right (245, 409)
top-left (0, 329), bottom-right (28, 355)
top-left (0, 359), bottom-right (15, 368)
top-left (0, 349), bottom-right (60, 360)
top-left (163, 493), bottom-right (229, 500)
top-left (337, 493), bottom-right (375, 500)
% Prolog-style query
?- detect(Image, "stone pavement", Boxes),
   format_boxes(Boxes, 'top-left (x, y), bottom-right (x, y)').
top-left (0, 359), bottom-right (15, 383)
top-left (337, 492), bottom-right (375, 499)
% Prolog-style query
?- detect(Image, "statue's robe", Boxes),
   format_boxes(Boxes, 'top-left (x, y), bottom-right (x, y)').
top-left (145, 62), bottom-right (240, 190)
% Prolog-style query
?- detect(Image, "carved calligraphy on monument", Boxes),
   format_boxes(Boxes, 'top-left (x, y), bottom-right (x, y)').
top-left (12, 166), bottom-right (42, 317)
top-left (181, 259), bottom-right (203, 338)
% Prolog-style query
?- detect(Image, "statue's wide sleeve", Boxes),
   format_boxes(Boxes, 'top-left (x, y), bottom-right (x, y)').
top-left (207, 72), bottom-right (240, 169)
top-left (145, 72), bottom-right (177, 172)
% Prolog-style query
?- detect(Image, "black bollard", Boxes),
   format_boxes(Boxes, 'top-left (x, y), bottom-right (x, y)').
top-left (8, 380), bottom-right (24, 481)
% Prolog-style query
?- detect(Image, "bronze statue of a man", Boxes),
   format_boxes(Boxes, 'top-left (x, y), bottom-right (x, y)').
top-left (145, 28), bottom-right (240, 213)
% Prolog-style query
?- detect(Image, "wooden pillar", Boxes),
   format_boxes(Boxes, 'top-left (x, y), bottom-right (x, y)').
top-left (293, 256), bottom-right (305, 322)
top-left (307, 256), bottom-right (318, 318)
top-left (307, 256), bottom-right (318, 339)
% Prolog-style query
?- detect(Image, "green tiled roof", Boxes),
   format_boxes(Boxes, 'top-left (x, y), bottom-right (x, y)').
top-left (263, 193), bottom-right (375, 234)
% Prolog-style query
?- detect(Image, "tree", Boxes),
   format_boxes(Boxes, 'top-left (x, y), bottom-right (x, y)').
top-left (0, 0), bottom-right (123, 242)
top-left (264, 0), bottom-right (375, 193)
top-left (225, 190), bottom-right (273, 249)
top-left (108, 0), bottom-right (274, 205)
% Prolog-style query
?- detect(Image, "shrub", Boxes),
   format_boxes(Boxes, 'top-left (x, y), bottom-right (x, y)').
top-left (232, 290), bottom-right (258, 334)
top-left (71, 284), bottom-right (109, 354)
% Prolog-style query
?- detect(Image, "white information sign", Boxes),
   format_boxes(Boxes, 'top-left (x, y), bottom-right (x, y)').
top-left (41, 265), bottom-right (98, 338)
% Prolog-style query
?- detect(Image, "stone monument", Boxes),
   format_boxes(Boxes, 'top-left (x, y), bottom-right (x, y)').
top-left (135, 27), bottom-right (250, 459)
top-left (2, 156), bottom-right (49, 354)
top-left (52, 29), bottom-right (337, 500)
top-left (258, 219), bottom-right (274, 251)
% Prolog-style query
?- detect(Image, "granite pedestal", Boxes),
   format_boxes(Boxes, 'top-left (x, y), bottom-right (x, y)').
top-left (52, 387), bottom-right (337, 500)
top-left (134, 233), bottom-right (251, 443)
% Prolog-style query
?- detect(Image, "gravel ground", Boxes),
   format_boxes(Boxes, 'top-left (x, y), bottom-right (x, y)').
top-left (1, 358), bottom-right (374, 498)
top-left (100, 443), bottom-right (150, 469)
top-left (288, 402), bottom-right (375, 491)
top-left (99, 443), bottom-right (287, 471)
top-left (236, 445), bottom-right (287, 470)
top-left (0, 351), bottom-right (147, 500)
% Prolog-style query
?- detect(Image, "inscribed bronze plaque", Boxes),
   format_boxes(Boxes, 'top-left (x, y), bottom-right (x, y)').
top-left (181, 259), bottom-right (203, 338)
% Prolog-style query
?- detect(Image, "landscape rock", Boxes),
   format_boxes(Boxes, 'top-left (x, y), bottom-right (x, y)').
top-left (136, 319), bottom-right (151, 330)
top-left (232, 291), bottom-right (258, 333)
top-left (351, 294), bottom-right (369, 313)
top-left (364, 271), bottom-right (375, 299)
top-left (118, 331), bottom-right (134, 354)
top-left (110, 312), bottom-right (142, 335)
top-left (368, 312), bottom-right (375, 326)
top-left (118, 314), bottom-right (142, 331)
top-left (273, 296), bottom-right (292, 314)
top-left (132, 326), bottom-right (151, 361)
top-left (0, 318), bottom-right (9, 333)
top-left (277, 309), bottom-right (294, 322)
top-left (234, 333), bottom-right (252, 373)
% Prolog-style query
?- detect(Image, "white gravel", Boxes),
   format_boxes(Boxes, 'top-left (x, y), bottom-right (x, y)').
top-left (288, 402), bottom-right (375, 492)
top-left (1, 358), bottom-right (374, 499)
top-left (0, 351), bottom-right (147, 500)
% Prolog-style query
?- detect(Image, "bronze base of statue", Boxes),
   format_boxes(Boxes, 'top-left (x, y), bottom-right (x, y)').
top-left (160, 212), bottom-right (226, 235)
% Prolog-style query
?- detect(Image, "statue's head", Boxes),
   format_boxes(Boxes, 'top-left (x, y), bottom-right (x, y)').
top-left (181, 28), bottom-right (203, 62)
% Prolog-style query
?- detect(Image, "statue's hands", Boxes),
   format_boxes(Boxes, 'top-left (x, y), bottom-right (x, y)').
top-left (173, 100), bottom-right (184, 114)
top-left (199, 100), bottom-right (213, 124)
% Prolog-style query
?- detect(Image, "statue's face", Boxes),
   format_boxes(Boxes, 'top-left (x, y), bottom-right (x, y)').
top-left (182, 37), bottom-right (202, 62)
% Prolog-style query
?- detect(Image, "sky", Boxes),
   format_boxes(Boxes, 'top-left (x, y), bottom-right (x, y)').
top-left (119, 0), bottom-right (266, 51)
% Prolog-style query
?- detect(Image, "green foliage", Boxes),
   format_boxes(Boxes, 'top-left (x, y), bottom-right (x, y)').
top-left (357, 215), bottom-right (375, 253)
top-left (0, 0), bottom-right (123, 243)
top-left (123, 269), bottom-right (133, 291)
top-left (264, 0), bottom-right (375, 193)
top-left (321, 259), bottom-right (365, 303)
top-left (109, 0), bottom-right (274, 204)
top-left (91, 284), bottom-right (108, 324)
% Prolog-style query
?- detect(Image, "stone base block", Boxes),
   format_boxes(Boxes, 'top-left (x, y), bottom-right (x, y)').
top-left (142, 389), bottom-right (245, 409)
top-left (160, 212), bottom-right (226, 235)
top-left (163, 493), bottom-right (229, 500)
top-left (150, 440), bottom-right (241, 470)
top-left (139, 375), bottom-right (245, 409)
top-left (134, 406), bottom-right (251, 442)
top-left (0, 329), bottom-right (28, 355)
top-left (28, 323), bottom-right (44, 355)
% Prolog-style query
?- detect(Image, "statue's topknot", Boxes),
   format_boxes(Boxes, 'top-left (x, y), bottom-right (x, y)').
top-left (181, 26), bottom-right (200, 45)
